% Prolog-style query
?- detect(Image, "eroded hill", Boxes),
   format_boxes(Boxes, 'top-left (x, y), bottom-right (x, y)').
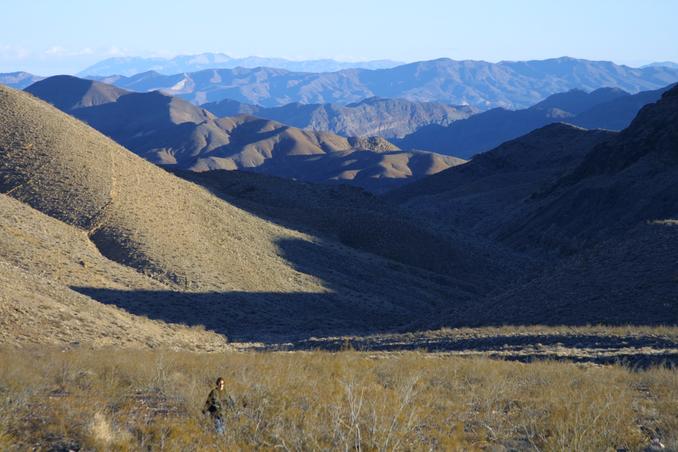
top-left (26, 76), bottom-right (464, 192)
top-left (203, 96), bottom-right (475, 138)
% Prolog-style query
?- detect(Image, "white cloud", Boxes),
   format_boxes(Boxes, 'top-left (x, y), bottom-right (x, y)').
top-left (43, 46), bottom-right (97, 57)
top-left (0, 44), bottom-right (31, 60)
top-left (104, 46), bottom-right (127, 56)
top-left (45, 46), bottom-right (67, 56)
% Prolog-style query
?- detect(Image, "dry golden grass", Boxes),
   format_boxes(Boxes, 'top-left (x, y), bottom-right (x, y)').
top-left (1, 347), bottom-right (675, 451)
top-left (0, 194), bottom-right (227, 350)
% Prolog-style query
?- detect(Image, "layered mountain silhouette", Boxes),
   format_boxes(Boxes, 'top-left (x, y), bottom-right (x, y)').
top-left (570, 85), bottom-right (674, 131)
top-left (202, 96), bottom-right (476, 138)
top-left (26, 76), bottom-right (463, 192)
top-left (0, 71), bottom-right (44, 89)
top-left (79, 52), bottom-right (404, 76)
top-left (25, 74), bottom-right (128, 110)
top-left (90, 57), bottom-right (678, 108)
top-left (2, 83), bottom-right (505, 344)
top-left (396, 85), bottom-right (673, 158)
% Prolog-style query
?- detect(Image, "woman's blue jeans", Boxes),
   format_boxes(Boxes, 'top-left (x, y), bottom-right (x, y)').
top-left (214, 417), bottom-right (225, 435)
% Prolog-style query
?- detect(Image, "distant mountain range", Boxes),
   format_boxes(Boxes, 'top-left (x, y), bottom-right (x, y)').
top-left (643, 61), bottom-right (678, 69)
top-left (26, 76), bottom-right (463, 192)
top-left (202, 96), bottom-right (476, 138)
top-left (21, 69), bottom-right (672, 166)
top-left (79, 53), bottom-right (404, 76)
top-left (88, 57), bottom-right (678, 109)
top-left (8, 57), bottom-right (678, 112)
top-left (0, 71), bottom-right (44, 89)
top-left (396, 84), bottom-right (674, 158)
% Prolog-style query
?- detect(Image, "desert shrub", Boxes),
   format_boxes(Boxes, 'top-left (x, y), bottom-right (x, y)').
top-left (0, 346), bottom-right (674, 450)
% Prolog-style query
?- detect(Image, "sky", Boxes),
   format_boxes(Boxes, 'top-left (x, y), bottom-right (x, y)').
top-left (1, 0), bottom-right (677, 74)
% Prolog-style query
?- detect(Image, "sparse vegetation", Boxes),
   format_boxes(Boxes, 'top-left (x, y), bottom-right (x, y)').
top-left (1, 36), bottom-right (678, 452)
top-left (1, 347), bottom-right (676, 451)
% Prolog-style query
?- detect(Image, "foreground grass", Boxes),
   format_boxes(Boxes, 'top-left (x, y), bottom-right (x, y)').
top-left (0, 347), bottom-right (676, 451)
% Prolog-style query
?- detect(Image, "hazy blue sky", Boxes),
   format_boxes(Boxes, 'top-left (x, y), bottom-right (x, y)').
top-left (2, 0), bottom-right (677, 74)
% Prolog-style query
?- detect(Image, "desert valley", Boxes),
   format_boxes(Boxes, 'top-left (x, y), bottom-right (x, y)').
top-left (0, 2), bottom-right (677, 450)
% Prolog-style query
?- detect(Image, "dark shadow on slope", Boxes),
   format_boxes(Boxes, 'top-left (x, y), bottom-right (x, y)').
top-left (71, 237), bottom-right (474, 343)
top-left (72, 237), bottom-right (676, 347)
top-left (170, 168), bottom-right (529, 295)
top-left (72, 286), bottom-right (398, 342)
top-left (70, 281), bottom-right (678, 363)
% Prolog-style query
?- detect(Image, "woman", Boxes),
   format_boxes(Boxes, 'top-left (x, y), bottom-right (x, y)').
top-left (202, 377), bottom-right (228, 435)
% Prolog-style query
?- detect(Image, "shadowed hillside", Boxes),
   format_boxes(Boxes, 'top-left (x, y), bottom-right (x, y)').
top-left (389, 87), bottom-right (678, 327)
top-left (388, 123), bottom-right (614, 235)
top-left (498, 86), bottom-right (678, 254)
top-left (467, 221), bottom-right (678, 326)
top-left (23, 75), bottom-right (128, 110)
top-left (571, 84), bottom-right (675, 130)
top-left (173, 169), bottom-right (526, 292)
top-left (391, 87), bottom-right (678, 253)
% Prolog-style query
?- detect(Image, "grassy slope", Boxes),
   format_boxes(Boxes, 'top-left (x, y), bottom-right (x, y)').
top-left (0, 194), bottom-right (227, 350)
top-left (1, 85), bottom-right (476, 344)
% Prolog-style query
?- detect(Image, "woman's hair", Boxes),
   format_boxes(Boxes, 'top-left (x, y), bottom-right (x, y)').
top-left (216, 377), bottom-right (224, 386)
